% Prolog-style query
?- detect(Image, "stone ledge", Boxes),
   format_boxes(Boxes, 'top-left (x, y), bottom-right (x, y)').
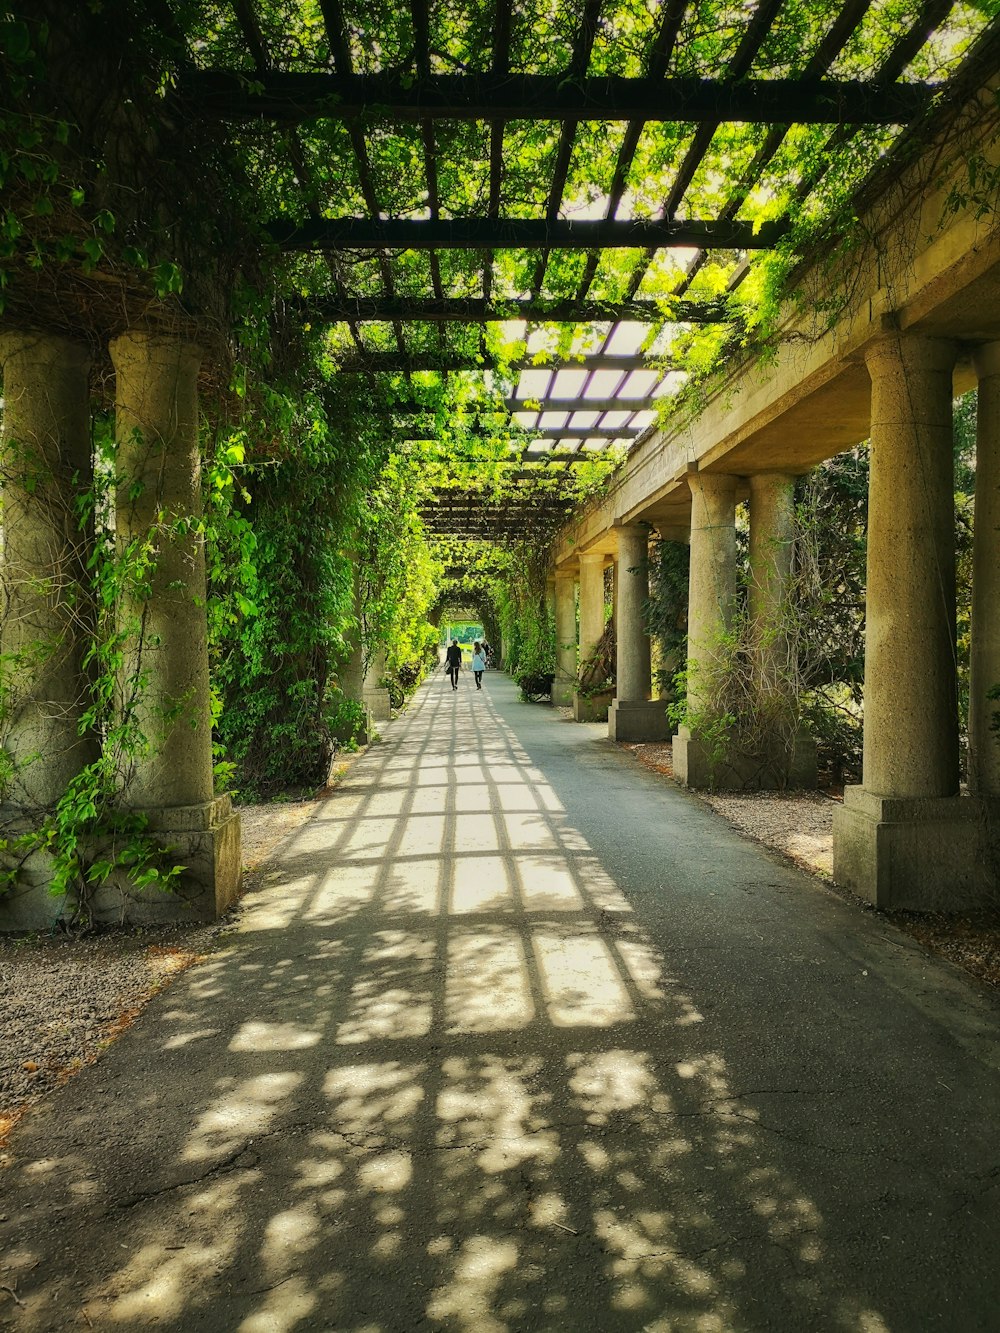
top-left (573, 690), bottom-right (613, 723)
top-left (833, 786), bottom-right (1000, 911)
top-left (0, 802), bottom-right (242, 930)
top-left (138, 794), bottom-right (233, 833)
top-left (363, 686), bottom-right (392, 722)
top-left (609, 699), bottom-right (671, 742)
top-left (673, 727), bottom-right (817, 790)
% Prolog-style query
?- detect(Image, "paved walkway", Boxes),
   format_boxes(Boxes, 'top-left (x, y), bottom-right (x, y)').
top-left (2, 671), bottom-right (999, 1332)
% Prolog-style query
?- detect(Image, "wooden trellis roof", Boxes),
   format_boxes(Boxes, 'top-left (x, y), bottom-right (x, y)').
top-left (118, 2), bottom-right (1000, 533)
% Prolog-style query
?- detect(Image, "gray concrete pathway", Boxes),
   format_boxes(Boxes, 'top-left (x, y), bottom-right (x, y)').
top-left (2, 670), bottom-right (999, 1332)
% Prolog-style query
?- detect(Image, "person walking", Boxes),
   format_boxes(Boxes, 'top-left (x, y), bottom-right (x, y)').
top-left (471, 642), bottom-right (486, 690)
top-left (481, 638), bottom-right (492, 668)
top-left (445, 638), bottom-right (462, 691)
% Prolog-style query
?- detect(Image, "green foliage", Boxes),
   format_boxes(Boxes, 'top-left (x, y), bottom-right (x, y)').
top-left (0, 418), bottom-right (187, 923)
top-left (646, 539), bottom-right (690, 698)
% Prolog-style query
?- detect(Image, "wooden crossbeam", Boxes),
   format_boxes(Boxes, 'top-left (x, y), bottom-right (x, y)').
top-left (506, 397), bottom-right (659, 413)
top-left (272, 216), bottom-right (786, 250)
top-left (377, 397), bottom-right (661, 413)
top-left (402, 426), bottom-right (638, 441)
top-left (301, 295), bottom-right (725, 322)
top-left (186, 72), bottom-right (933, 125)
top-left (527, 426), bottom-right (639, 440)
top-left (333, 352), bottom-right (656, 372)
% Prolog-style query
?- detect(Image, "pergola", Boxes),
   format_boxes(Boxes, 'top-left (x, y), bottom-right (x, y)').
top-left (25, 1), bottom-right (1000, 538)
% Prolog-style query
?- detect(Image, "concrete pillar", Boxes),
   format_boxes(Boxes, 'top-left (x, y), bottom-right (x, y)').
top-left (577, 553), bottom-right (606, 664)
top-left (112, 332), bottom-right (213, 807)
top-left (364, 644), bottom-right (392, 722)
top-left (862, 336), bottom-right (959, 799)
top-left (609, 525), bottom-right (667, 740)
top-left (672, 472), bottom-right (737, 784)
top-left (970, 343), bottom-right (1000, 796)
top-left (552, 569), bottom-right (576, 706)
top-left (338, 561), bottom-right (371, 736)
top-left (686, 472), bottom-right (737, 715)
top-left (834, 335), bottom-right (989, 910)
top-left (110, 330), bottom-right (240, 919)
top-left (574, 552), bottom-right (610, 721)
top-left (0, 332), bottom-right (97, 808)
top-left (748, 472), bottom-right (795, 692)
top-left (748, 472), bottom-right (817, 787)
top-left (615, 525), bottom-right (651, 702)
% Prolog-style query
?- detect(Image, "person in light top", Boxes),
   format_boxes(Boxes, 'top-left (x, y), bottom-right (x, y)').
top-left (471, 642), bottom-right (486, 690)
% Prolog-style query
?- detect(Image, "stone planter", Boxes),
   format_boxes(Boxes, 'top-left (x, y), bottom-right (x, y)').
top-left (573, 688), bottom-right (614, 722)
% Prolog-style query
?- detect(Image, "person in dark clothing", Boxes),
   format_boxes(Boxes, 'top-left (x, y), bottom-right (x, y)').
top-left (445, 639), bottom-right (462, 690)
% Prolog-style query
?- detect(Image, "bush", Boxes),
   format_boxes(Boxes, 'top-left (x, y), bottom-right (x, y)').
top-left (516, 671), bottom-right (555, 702)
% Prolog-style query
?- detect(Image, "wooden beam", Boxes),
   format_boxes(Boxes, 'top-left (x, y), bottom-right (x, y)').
top-left (186, 71), bottom-right (933, 125)
top-left (376, 396), bottom-right (663, 413)
top-left (332, 352), bottom-right (659, 372)
top-left (301, 295), bottom-right (725, 322)
top-left (272, 216), bottom-right (786, 251)
top-left (506, 397), bottom-right (661, 413)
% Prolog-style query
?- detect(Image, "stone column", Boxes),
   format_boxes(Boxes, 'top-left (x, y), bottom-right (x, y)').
top-left (0, 332), bottom-right (97, 810)
top-left (615, 525), bottom-right (650, 701)
top-left (748, 472), bottom-right (795, 691)
top-left (551, 568), bottom-right (576, 706)
top-left (110, 330), bottom-right (240, 920)
top-left (862, 337), bottom-right (959, 798)
top-left (574, 552), bottom-right (609, 721)
top-left (673, 472), bottom-right (737, 784)
top-left (338, 559), bottom-right (370, 737)
top-left (364, 644), bottom-right (392, 722)
top-left (970, 343), bottom-right (1000, 797)
top-left (577, 553), bottom-right (605, 665)
top-left (834, 335), bottom-right (985, 910)
top-left (545, 575), bottom-right (556, 626)
top-left (609, 524), bottom-right (667, 740)
top-left (748, 472), bottom-right (817, 787)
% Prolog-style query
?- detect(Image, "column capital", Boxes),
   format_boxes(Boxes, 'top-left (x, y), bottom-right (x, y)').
top-left (686, 470), bottom-right (737, 499)
top-left (578, 549), bottom-right (605, 565)
top-left (749, 469), bottom-right (798, 487)
top-left (553, 564), bottom-right (576, 581)
top-left (109, 329), bottom-right (203, 377)
top-left (0, 330), bottom-right (91, 374)
top-left (972, 340), bottom-right (1000, 381)
top-left (864, 332), bottom-right (958, 378)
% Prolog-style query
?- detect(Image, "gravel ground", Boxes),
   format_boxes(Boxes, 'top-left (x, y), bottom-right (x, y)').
top-left (0, 793), bottom-right (320, 1154)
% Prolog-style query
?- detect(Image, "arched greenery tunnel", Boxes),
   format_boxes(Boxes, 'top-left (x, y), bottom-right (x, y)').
top-left (1, 0), bottom-right (998, 923)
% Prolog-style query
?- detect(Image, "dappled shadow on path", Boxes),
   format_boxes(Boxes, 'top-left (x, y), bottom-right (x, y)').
top-left (0, 678), bottom-right (947, 1331)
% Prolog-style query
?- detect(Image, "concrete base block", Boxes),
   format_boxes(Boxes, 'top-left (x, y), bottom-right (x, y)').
top-left (0, 797), bottom-right (242, 931)
top-left (573, 690), bottom-right (613, 722)
top-left (673, 727), bottom-right (818, 790)
top-left (608, 699), bottom-right (671, 742)
top-left (551, 678), bottom-right (575, 707)
top-left (833, 787), bottom-right (999, 911)
top-left (364, 687), bottom-right (392, 722)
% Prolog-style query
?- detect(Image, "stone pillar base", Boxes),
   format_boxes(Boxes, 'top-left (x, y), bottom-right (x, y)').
top-left (833, 787), bottom-right (998, 911)
top-left (364, 687), bottom-right (392, 722)
top-left (573, 690), bottom-right (613, 722)
top-left (0, 798), bottom-right (242, 931)
top-left (551, 678), bottom-right (575, 707)
top-left (673, 728), bottom-right (818, 790)
top-left (608, 699), bottom-right (671, 742)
